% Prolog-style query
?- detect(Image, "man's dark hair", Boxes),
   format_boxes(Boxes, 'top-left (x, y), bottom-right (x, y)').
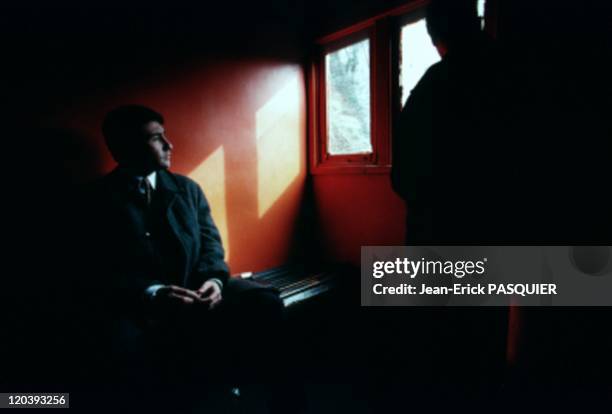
top-left (426, 0), bottom-right (481, 48)
top-left (102, 105), bottom-right (164, 163)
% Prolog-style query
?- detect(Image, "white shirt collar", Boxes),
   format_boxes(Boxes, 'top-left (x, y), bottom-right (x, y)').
top-left (146, 171), bottom-right (157, 190)
top-left (119, 167), bottom-right (157, 190)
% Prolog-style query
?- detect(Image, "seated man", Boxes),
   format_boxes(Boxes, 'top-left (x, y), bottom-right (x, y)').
top-left (71, 105), bottom-right (284, 387)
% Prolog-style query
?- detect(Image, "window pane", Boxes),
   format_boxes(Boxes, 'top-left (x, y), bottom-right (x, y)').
top-left (477, 0), bottom-right (486, 29)
top-left (399, 19), bottom-right (441, 106)
top-left (325, 38), bottom-right (372, 155)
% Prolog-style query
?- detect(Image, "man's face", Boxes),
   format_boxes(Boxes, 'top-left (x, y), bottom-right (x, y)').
top-left (138, 120), bottom-right (173, 171)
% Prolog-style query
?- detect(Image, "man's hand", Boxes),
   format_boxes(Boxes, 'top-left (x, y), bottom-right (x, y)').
top-left (154, 285), bottom-right (204, 307)
top-left (197, 280), bottom-right (222, 310)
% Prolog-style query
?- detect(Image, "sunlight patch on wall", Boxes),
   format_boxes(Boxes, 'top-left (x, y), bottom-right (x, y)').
top-left (188, 146), bottom-right (230, 261)
top-left (255, 76), bottom-right (302, 218)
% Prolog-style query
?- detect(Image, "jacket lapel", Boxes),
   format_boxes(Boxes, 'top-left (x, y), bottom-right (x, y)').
top-left (155, 170), bottom-right (180, 213)
top-left (156, 170), bottom-right (191, 283)
top-left (103, 168), bottom-right (146, 239)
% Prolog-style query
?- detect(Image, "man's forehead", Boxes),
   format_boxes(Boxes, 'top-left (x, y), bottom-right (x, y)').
top-left (142, 120), bottom-right (164, 134)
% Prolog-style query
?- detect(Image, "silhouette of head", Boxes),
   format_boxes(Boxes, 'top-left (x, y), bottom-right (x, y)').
top-left (102, 105), bottom-right (173, 174)
top-left (426, 0), bottom-right (481, 55)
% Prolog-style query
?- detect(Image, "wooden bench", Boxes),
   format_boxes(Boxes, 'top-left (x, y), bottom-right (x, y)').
top-left (238, 265), bottom-right (340, 308)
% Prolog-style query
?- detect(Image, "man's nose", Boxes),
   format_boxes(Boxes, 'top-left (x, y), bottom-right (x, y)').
top-left (163, 138), bottom-right (173, 151)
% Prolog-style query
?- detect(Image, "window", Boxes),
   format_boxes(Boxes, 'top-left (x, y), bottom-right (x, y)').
top-left (309, 0), bottom-right (497, 174)
top-left (325, 38), bottom-right (372, 156)
top-left (310, 24), bottom-right (387, 174)
top-left (398, 17), bottom-right (441, 107)
top-left (477, 0), bottom-right (486, 29)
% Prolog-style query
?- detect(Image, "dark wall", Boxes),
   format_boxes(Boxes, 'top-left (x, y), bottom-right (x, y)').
top-left (306, 0), bottom-right (410, 38)
top-left (495, 0), bottom-right (612, 382)
top-left (500, 0), bottom-right (611, 242)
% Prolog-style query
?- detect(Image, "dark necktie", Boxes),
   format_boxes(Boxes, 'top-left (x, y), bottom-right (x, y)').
top-left (138, 177), bottom-right (152, 206)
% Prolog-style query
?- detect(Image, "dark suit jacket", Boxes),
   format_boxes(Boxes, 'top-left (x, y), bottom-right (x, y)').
top-left (74, 168), bottom-right (229, 317)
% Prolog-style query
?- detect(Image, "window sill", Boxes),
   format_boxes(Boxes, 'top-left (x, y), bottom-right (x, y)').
top-left (310, 164), bottom-right (391, 175)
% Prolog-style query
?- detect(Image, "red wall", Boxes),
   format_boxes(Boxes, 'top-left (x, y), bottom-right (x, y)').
top-left (313, 174), bottom-right (406, 265)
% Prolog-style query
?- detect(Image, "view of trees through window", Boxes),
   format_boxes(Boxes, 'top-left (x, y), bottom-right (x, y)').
top-left (325, 38), bottom-right (372, 155)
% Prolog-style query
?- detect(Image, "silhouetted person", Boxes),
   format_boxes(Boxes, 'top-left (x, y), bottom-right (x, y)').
top-left (67, 105), bottom-right (286, 402)
top-left (392, 0), bottom-right (510, 244)
top-left (389, 0), bottom-right (509, 385)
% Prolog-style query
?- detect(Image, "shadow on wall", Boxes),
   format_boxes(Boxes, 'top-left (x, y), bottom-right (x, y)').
top-left (10, 127), bottom-right (102, 296)
top-left (5, 126), bottom-right (107, 385)
top-left (22, 127), bottom-right (105, 188)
